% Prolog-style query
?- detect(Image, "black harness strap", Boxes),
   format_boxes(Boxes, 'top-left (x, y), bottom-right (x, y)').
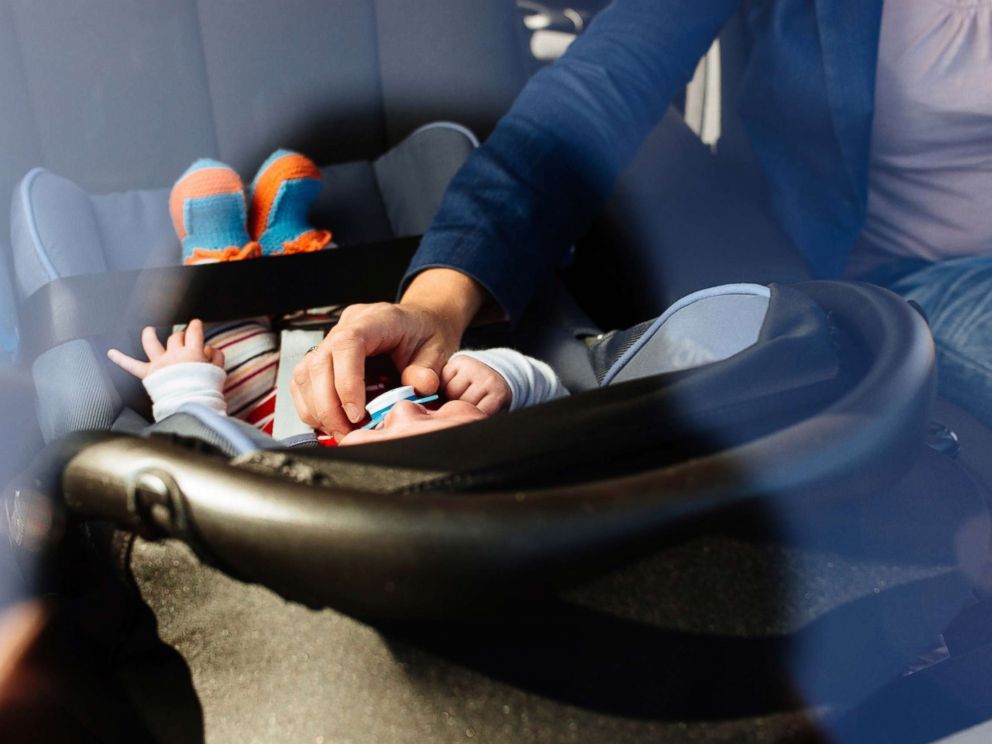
top-left (20, 237), bottom-right (420, 360)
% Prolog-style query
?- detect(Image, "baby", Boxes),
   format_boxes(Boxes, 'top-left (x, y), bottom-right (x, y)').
top-left (108, 318), bottom-right (567, 446)
top-left (113, 149), bottom-right (336, 435)
top-left (107, 149), bottom-right (566, 445)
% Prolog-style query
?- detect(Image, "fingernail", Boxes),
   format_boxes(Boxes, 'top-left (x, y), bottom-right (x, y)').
top-left (343, 403), bottom-right (362, 423)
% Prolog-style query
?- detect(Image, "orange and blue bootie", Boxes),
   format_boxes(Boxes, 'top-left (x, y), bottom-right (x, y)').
top-left (248, 149), bottom-right (334, 256)
top-left (169, 159), bottom-right (260, 266)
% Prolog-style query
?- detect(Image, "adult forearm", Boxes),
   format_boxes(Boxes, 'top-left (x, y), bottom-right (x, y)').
top-left (400, 268), bottom-right (490, 340)
top-left (407, 0), bottom-right (740, 322)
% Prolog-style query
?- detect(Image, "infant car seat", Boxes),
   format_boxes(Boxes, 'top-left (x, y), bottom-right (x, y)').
top-left (4, 3), bottom-right (991, 742)
top-left (17, 255), bottom-right (986, 743)
top-left (19, 270), bottom-right (937, 618)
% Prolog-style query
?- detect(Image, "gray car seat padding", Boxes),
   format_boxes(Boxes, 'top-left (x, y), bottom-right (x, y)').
top-left (602, 283), bottom-right (770, 385)
top-left (0, 0), bottom-right (527, 224)
top-left (11, 125), bottom-right (476, 442)
top-left (0, 0), bottom-right (531, 377)
top-left (374, 122), bottom-right (479, 237)
top-left (143, 405), bottom-right (315, 458)
top-left (149, 405), bottom-right (285, 458)
top-left (31, 340), bottom-right (124, 441)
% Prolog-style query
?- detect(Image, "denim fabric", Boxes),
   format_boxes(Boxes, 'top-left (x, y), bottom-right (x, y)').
top-left (875, 256), bottom-right (992, 428)
top-left (406, 0), bottom-right (885, 321)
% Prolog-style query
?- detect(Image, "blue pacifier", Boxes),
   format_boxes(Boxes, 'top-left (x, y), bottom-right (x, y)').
top-left (361, 385), bottom-right (440, 429)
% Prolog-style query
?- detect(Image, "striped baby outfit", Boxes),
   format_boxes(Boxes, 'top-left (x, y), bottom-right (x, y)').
top-left (203, 318), bottom-right (280, 435)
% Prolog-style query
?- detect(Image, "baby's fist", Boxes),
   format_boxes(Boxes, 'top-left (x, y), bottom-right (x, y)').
top-left (440, 355), bottom-right (511, 415)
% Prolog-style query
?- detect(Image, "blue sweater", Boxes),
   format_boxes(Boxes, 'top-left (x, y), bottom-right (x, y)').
top-left (405, 0), bottom-right (884, 322)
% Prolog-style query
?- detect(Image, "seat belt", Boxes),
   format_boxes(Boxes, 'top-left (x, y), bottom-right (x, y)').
top-left (19, 237), bottom-right (420, 361)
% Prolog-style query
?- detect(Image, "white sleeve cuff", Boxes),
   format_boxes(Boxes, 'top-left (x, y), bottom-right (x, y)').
top-left (143, 362), bottom-right (228, 422)
top-left (452, 348), bottom-right (568, 410)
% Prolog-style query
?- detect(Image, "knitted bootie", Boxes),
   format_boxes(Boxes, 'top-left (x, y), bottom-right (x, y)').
top-left (170, 159), bottom-right (260, 266)
top-left (248, 149), bottom-right (333, 256)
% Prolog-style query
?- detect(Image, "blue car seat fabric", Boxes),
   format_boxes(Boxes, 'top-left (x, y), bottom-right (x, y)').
top-left (150, 405), bottom-right (287, 457)
top-left (601, 283), bottom-right (771, 385)
top-left (11, 124), bottom-right (478, 442)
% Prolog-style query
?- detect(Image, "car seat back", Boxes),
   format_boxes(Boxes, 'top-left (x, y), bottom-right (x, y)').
top-left (14, 125), bottom-right (479, 442)
top-left (0, 0), bottom-right (532, 368)
top-left (0, 0), bottom-right (528, 200)
top-left (1, 0), bottom-right (533, 441)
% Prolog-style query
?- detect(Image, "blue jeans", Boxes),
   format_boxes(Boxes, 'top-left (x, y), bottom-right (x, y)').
top-left (868, 256), bottom-right (992, 428)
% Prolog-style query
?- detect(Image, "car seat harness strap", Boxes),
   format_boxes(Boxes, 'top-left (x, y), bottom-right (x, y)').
top-left (19, 236), bottom-right (421, 362)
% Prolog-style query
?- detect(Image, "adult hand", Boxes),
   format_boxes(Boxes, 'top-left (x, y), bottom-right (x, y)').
top-left (290, 268), bottom-right (487, 439)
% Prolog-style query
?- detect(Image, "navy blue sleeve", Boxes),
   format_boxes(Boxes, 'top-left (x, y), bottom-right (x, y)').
top-left (403, 0), bottom-right (740, 322)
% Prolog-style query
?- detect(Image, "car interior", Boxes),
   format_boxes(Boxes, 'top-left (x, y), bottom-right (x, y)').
top-left (2, 1), bottom-right (992, 742)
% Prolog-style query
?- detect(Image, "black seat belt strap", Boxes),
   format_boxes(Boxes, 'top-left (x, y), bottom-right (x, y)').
top-left (20, 236), bottom-right (420, 360)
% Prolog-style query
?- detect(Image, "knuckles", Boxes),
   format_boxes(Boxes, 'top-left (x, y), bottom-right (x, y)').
top-left (291, 360), bottom-right (309, 384)
top-left (306, 349), bottom-right (332, 371)
top-left (328, 328), bottom-right (361, 352)
top-left (313, 403), bottom-right (338, 427)
top-left (338, 303), bottom-right (369, 323)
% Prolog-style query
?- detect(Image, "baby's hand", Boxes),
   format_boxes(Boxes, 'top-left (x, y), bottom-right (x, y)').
top-left (107, 319), bottom-right (224, 380)
top-left (440, 354), bottom-right (511, 415)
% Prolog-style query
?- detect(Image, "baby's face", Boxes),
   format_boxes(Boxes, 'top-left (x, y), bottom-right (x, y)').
top-left (337, 399), bottom-right (488, 446)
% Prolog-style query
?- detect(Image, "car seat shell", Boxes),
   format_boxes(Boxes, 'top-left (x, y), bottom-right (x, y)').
top-left (54, 281), bottom-right (935, 621)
